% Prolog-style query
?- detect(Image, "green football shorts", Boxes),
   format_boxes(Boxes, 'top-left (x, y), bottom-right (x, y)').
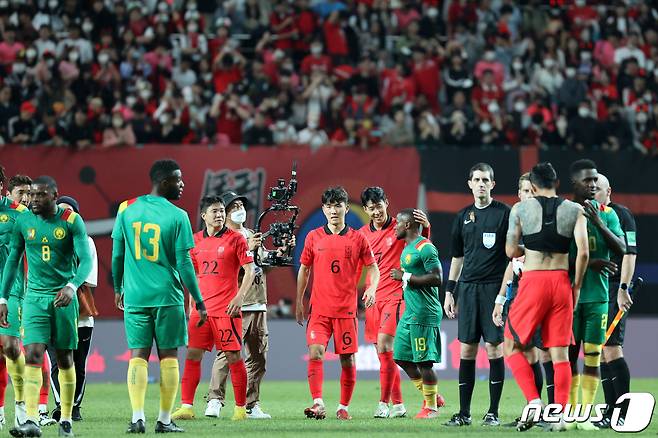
top-left (573, 301), bottom-right (608, 345)
top-left (124, 305), bottom-right (187, 350)
top-left (22, 295), bottom-right (78, 350)
top-left (0, 295), bottom-right (23, 338)
top-left (393, 322), bottom-right (441, 363)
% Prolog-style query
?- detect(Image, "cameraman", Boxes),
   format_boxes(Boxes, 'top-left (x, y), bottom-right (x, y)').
top-left (205, 191), bottom-right (294, 419)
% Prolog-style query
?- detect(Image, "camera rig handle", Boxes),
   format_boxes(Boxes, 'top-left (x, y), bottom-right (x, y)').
top-left (254, 205), bottom-right (299, 267)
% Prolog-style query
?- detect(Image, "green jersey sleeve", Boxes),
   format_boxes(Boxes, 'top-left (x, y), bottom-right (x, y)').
top-left (0, 219), bottom-right (25, 300)
top-left (604, 207), bottom-right (624, 238)
top-left (68, 214), bottom-right (92, 290)
top-left (420, 242), bottom-right (441, 272)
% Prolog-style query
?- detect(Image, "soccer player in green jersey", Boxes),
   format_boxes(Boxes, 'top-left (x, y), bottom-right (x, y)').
top-left (112, 159), bottom-right (207, 434)
top-left (0, 176), bottom-right (92, 438)
top-left (390, 209), bottom-right (443, 420)
top-left (0, 170), bottom-right (30, 429)
top-left (568, 159), bottom-right (625, 430)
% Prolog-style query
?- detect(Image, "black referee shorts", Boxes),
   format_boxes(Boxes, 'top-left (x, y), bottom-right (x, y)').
top-left (457, 281), bottom-right (504, 345)
top-left (605, 282), bottom-right (626, 347)
top-left (503, 290), bottom-right (546, 351)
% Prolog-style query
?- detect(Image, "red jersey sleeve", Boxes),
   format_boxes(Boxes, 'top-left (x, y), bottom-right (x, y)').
top-left (359, 233), bottom-right (376, 266)
top-left (300, 232), bottom-right (314, 266)
top-left (235, 234), bottom-right (254, 266)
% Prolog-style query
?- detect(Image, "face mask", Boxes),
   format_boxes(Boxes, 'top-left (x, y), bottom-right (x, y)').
top-left (575, 0), bottom-right (585, 6)
top-left (487, 101), bottom-right (499, 113)
top-left (581, 51), bottom-right (592, 61)
top-left (514, 101), bottom-right (526, 112)
top-left (637, 112), bottom-right (648, 124)
top-left (578, 107), bottom-right (589, 117)
top-left (158, 2), bottom-right (168, 12)
top-left (48, 0), bottom-right (57, 8)
top-left (159, 114), bottom-right (171, 124)
top-left (82, 21), bottom-right (93, 33)
top-left (311, 45), bottom-right (322, 55)
top-left (26, 48), bottom-right (37, 60)
top-left (480, 122), bottom-right (492, 133)
top-left (112, 117), bottom-right (123, 128)
top-left (139, 89), bottom-right (151, 100)
top-left (12, 63), bottom-right (25, 74)
top-left (543, 59), bottom-right (555, 69)
top-left (484, 51), bottom-right (495, 61)
top-left (46, 59), bottom-right (55, 68)
top-left (427, 7), bottom-right (438, 18)
top-left (230, 209), bottom-right (246, 224)
top-left (68, 51), bottom-right (79, 62)
top-left (187, 23), bottom-right (198, 33)
top-left (276, 120), bottom-right (287, 129)
top-left (126, 95), bottom-right (137, 107)
top-left (565, 67), bottom-right (576, 78)
top-left (98, 53), bottom-right (109, 64)
top-left (513, 61), bottom-right (523, 70)
top-left (188, 2), bottom-right (197, 11)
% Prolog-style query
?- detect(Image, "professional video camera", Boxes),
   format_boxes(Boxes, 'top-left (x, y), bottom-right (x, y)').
top-left (254, 163), bottom-right (299, 267)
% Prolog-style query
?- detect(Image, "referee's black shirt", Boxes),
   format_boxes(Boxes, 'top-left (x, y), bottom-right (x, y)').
top-left (451, 200), bottom-right (510, 284)
top-left (608, 202), bottom-right (638, 284)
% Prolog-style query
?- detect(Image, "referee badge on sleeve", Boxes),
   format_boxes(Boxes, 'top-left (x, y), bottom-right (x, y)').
top-left (482, 232), bottom-right (496, 249)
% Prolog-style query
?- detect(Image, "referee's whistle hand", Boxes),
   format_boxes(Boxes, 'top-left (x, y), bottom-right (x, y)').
top-left (0, 304), bottom-right (8, 328)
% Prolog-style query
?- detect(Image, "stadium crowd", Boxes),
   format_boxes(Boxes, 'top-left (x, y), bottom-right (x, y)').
top-left (0, 0), bottom-right (657, 154)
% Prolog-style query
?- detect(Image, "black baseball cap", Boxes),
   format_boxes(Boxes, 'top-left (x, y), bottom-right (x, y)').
top-left (219, 191), bottom-right (248, 210)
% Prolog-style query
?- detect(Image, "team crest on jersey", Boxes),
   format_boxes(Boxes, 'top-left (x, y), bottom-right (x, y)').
top-left (54, 227), bottom-right (66, 240)
top-left (0, 214), bottom-right (8, 223)
top-left (27, 228), bottom-right (36, 240)
top-left (482, 232), bottom-right (496, 249)
top-left (217, 246), bottom-right (225, 255)
top-left (310, 330), bottom-right (316, 340)
top-left (344, 245), bottom-right (352, 259)
top-left (405, 254), bottom-right (412, 264)
top-left (386, 237), bottom-right (394, 247)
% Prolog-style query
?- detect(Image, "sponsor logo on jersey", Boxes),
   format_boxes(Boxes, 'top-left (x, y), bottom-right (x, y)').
top-left (0, 214), bottom-right (8, 223)
top-left (482, 232), bottom-right (496, 249)
top-left (405, 254), bottom-right (412, 264)
top-left (27, 228), bottom-right (36, 240)
top-left (54, 227), bottom-right (66, 240)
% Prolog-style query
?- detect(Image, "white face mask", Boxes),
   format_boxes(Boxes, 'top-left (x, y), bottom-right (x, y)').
top-left (48, 0), bottom-right (58, 9)
top-left (480, 122), bottom-right (492, 133)
top-left (637, 112), bottom-right (648, 124)
top-left (513, 61), bottom-right (523, 70)
top-left (230, 209), bottom-right (246, 224)
top-left (484, 51), bottom-right (495, 61)
top-left (98, 53), bottom-right (109, 64)
top-left (187, 23), bottom-right (198, 33)
top-left (139, 89), bottom-right (151, 100)
top-left (578, 107), bottom-right (590, 117)
top-left (514, 101), bottom-right (526, 112)
top-left (311, 45), bottom-right (322, 55)
top-left (68, 51), bottom-right (79, 62)
top-left (112, 117), bottom-right (123, 128)
top-left (83, 21), bottom-right (93, 33)
top-left (26, 48), bottom-right (37, 60)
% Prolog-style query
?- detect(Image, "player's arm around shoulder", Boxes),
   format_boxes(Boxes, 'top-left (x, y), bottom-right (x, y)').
top-left (505, 202), bottom-right (524, 259)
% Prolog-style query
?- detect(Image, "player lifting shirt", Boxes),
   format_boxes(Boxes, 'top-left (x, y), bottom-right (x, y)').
top-left (496, 162), bottom-right (589, 432)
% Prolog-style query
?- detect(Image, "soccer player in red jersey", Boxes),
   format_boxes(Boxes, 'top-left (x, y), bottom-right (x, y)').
top-left (359, 187), bottom-right (443, 418)
top-left (296, 187), bottom-right (380, 421)
top-left (174, 195), bottom-right (256, 421)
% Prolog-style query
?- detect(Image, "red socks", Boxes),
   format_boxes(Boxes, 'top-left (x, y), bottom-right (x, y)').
top-left (39, 358), bottom-right (49, 405)
top-left (340, 365), bottom-right (356, 406)
top-left (228, 360), bottom-right (247, 407)
top-left (553, 361), bottom-right (572, 410)
top-left (181, 359), bottom-right (202, 405)
top-left (307, 359), bottom-right (323, 399)
top-left (0, 357), bottom-right (7, 407)
top-left (378, 352), bottom-right (396, 403)
top-left (391, 367), bottom-right (403, 405)
top-left (507, 352), bottom-right (540, 402)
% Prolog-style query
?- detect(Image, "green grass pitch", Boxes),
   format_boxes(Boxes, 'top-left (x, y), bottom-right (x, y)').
top-left (3, 379), bottom-right (657, 437)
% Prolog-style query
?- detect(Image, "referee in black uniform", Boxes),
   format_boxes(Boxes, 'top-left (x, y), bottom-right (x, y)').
top-left (593, 174), bottom-right (637, 428)
top-left (444, 163), bottom-right (512, 427)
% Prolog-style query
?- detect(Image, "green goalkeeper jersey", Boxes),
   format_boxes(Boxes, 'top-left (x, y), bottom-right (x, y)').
top-left (400, 236), bottom-right (443, 327)
top-left (570, 200), bottom-right (624, 304)
top-left (0, 199), bottom-right (28, 298)
top-left (111, 195), bottom-right (195, 308)
top-left (0, 206), bottom-right (92, 298)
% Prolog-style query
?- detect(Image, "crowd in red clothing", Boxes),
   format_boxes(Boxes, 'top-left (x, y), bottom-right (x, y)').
top-left (0, 0), bottom-right (657, 155)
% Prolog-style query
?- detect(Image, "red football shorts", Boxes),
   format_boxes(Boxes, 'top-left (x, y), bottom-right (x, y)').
top-left (208, 316), bottom-right (243, 352)
top-left (306, 314), bottom-right (358, 354)
top-left (365, 300), bottom-right (405, 343)
top-left (505, 270), bottom-right (574, 348)
top-left (187, 310), bottom-right (214, 351)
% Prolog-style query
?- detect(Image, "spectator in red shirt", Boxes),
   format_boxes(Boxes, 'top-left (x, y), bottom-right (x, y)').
top-left (210, 91), bottom-right (251, 145)
top-left (448, 0), bottom-right (477, 34)
top-left (411, 46), bottom-right (441, 112)
top-left (270, 1), bottom-right (297, 52)
top-left (473, 48), bottom-right (504, 87)
top-left (472, 69), bottom-right (504, 120)
top-left (324, 11), bottom-right (349, 63)
top-left (212, 48), bottom-right (245, 94)
top-left (294, 0), bottom-right (318, 55)
top-left (0, 27), bottom-right (25, 66)
top-left (301, 41), bottom-right (332, 76)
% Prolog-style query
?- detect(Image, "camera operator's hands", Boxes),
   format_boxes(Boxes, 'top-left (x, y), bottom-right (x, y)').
top-left (276, 235), bottom-right (296, 256)
top-left (248, 232), bottom-right (263, 251)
